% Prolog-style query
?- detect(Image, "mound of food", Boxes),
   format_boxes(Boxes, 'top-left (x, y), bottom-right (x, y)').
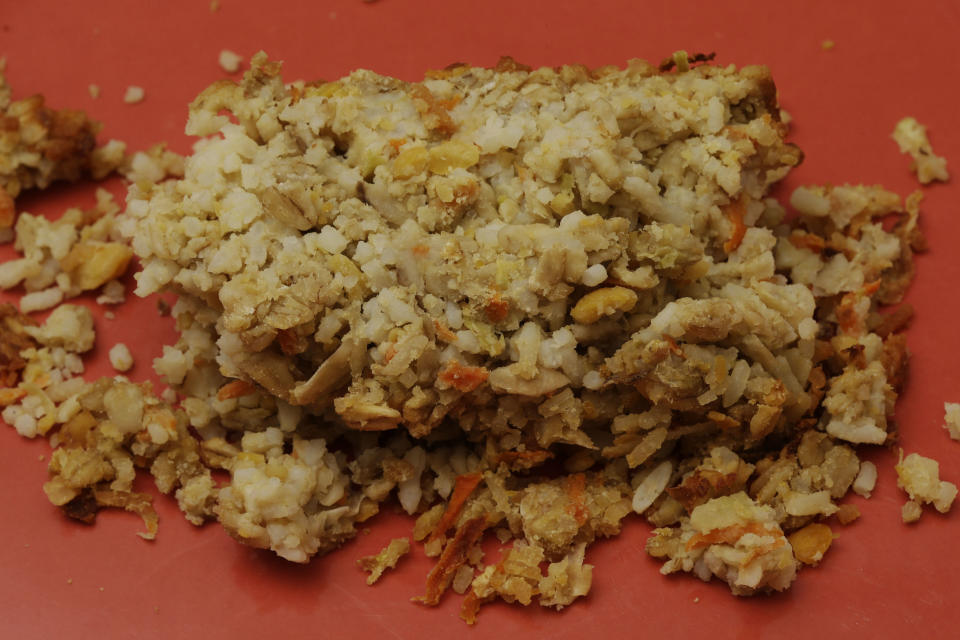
top-left (0, 52), bottom-right (945, 623)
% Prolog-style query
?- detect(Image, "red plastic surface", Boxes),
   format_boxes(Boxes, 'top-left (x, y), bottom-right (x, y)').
top-left (2, 1), bottom-right (959, 638)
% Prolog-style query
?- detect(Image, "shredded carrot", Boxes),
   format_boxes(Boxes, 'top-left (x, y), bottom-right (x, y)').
top-left (411, 244), bottom-right (429, 257)
top-left (861, 278), bottom-right (882, 296)
top-left (788, 231), bottom-right (826, 253)
top-left (437, 361), bottom-right (489, 393)
top-left (686, 522), bottom-right (777, 551)
top-left (388, 137), bottom-right (407, 153)
top-left (460, 590), bottom-right (483, 625)
top-left (722, 196), bottom-right (747, 253)
top-left (382, 343), bottom-right (398, 364)
top-left (414, 516), bottom-right (487, 606)
top-left (216, 379), bottom-right (256, 401)
top-left (484, 293), bottom-right (509, 323)
top-left (428, 472), bottom-right (484, 544)
top-left (564, 473), bottom-right (589, 526)
top-left (433, 320), bottom-right (458, 343)
top-left (276, 328), bottom-right (300, 356)
top-left (662, 334), bottom-right (685, 358)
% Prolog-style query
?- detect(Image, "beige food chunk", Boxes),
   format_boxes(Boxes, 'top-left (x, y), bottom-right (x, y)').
top-left (218, 49), bottom-right (243, 74)
top-left (944, 402), bottom-right (960, 441)
top-left (895, 451), bottom-right (957, 518)
top-left (108, 343), bottom-right (134, 372)
top-left (892, 117), bottom-right (948, 184)
top-left (123, 86), bottom-right (145, 104)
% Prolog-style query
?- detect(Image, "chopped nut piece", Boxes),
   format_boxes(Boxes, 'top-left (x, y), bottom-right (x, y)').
top-left (108, 343), bottom-right (134, 372)
top-left (788, 523), bottom-right (834, 566)
top-left (895, 451), bottom-right (958, 519)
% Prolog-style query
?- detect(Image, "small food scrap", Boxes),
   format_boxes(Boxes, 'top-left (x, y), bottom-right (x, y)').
top-left (944, 402), bottom-right (960, 441)
top-left (218, 49), bottom-right (243, 74)
top-left (892, 117), bottom-right (949, 184)
top-left (902, 500), bottom-right (922, 524)
top-left (852, 461), bottom-right (878, 498)
top-left (108, 343), bottom-right (134, 372)
top-left (357, 537), bottom-right (411, 585)
top-left (209, 0), bottom-right (220, 11)
top-left (821, 40), bottom-right (835, 51)
top-left (895, 451), bottom-right (958, 521)
top-left (787, 523), bottom-right (834, 566)
top-left (123, 86), bottom-right (145, 104)
top-left (88, 84), bottom-right (100, 99)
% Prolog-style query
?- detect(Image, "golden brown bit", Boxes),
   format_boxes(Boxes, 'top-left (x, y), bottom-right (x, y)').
top-left (0, 303), bottom-right (37, 387)
top-left (788, 523), bottom-right (834, 566)
top-left (409, 84), bottom-right (457, 137)
top-left (835, 503), bottom-right (860, 525)
top-left (59, 242), bottom-right (134, 291)
top-left (483, 293), bottom-right (509, 323)
top-left (357, 537), bottom-right (411, 585)
top-left (722, 196), bottom-right (747, 253)
top-left (570, 287), bottom-right (637, 325)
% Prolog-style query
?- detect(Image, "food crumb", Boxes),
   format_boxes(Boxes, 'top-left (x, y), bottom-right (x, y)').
top-left (218, 49), bottom-right (243, 74)
top-left (357, 537), bottom-right (411, 585)
top-left (37, 454), bottom-right (44, 461)
top-left (123, 86), bottom-right (145, 104)
top-left (902, 500), bottom-right (922, 523)
top-left (693, 597), bottom-right (700, 603)
top-left (104, 310), bottom-right (116, 320)
top-left (98, 587), bottom-right (104, 592)
top-left (209, 0), bottom-right (219, 11)
top-left (154, 606), bottom-right (160, 614)
top-left (88, 84), bottom-right (100, 99)
top-left (66, 578), bottom-right (72, 585)
top-left (892, 116), bottom-right (949, 184)
top-left (895, 450), bottom-right (958, 520)
top-left (821, 40), bottom-right (835, 50)
top-left (944, 402), bottom-right (960, 441)
top-left (109, 343), bottom-right (134, 372)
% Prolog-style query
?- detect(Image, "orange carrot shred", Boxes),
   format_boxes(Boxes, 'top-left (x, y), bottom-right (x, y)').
top-left (564, 473), bottom-right (589, 526)
top-left (414, 516), bottom-right (487, 606)
top-left (428, 472), bottom-right (484, 544)
top-left (722, 196), bottom-right (747, 253)
top-left (216, 379), bottom-right (256, 401)
top-left (437, 362), bottom-right (489, 393)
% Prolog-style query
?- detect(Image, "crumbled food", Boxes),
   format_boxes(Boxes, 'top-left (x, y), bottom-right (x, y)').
top-left (0, 60), bottom-right (124, 230)
top-left (108, 343), bottom-right (133, 372)
top-left (892, 117), bottom-right (949, 184)
top-left (895, 451), bottom-right (957, 519)
top-left (123, 86), bottom-right (145, 104)
top-left (88, 84), bottom-right (100, 99)
top-left (358, 537), bottom-right (411, 584)
top-left (0, 52), bottom-right (940, 622)
top-left (219, 49), bottom-right (243, 73)
top-left (944, 402), bottom-right (960, 441)
top-left (821, 40), bottom-right (835, 51)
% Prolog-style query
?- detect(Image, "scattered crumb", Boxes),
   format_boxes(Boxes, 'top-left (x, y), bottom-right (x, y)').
top-left (357, 537), bottom-right (410, 585)
top-left (787, 523), bottom-right (834, 566)
top-left (852, 461), bottom-right (878, 498)
top-left (821, 40), bottom-right (835, 51)
top-left (104, 310), bottom-right (116, 320)
top-left (37, 454), bottom-right (44, 461)
top-left (98, 587), bottom-right (104, 592)
top-left (156, 298), bottom-right (171, 316)
top-left (209, 0), bottom-right (220, 11)
top-left (944, 402), bottom-right (960, 441)
top-left (218, 49), bottom-right (243, 74)
top-left (836, 503), bottom-right (860, 525)
top-left (88, 84), bottom-right (100, 99)
top-left (895, 450), bottom-right (958, 521)
top-left (66, 578), bottom-right (73, 584)
top-left (902, 500), bottom-right (922, 523)
top-left (160, 387), bottom-right (178, 404)
top-left (123, 86), bottom-right (145, 104)
top-left (892, 117), bottom-right (949, 184)
top-left (154, 606), bottom-right (160, 614)
top-left (693, 597), bottom-right (700, 603)
top-left (108, 343), bottom-right (134, 372)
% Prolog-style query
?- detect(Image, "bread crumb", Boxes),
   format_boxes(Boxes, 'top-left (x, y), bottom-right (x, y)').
top-left (821, 40), bottom-right (835, 51)
top-left (895, 450), bottom-right (958, 520)
top-left (218, 49), bottom-right (243, 74)
top-left (109, 343), bottom-right (134, 372)
top-left (892, 117), bottom-right (949, 184)
top-left (902, 500), bottom-right (922, 523)
top-left (123, 86), bottom-right (145, 104)
top-left (357, 537), bottom-right (410, 584)
top-left (88, 84), bottom-right (100, 99)
top-left (944, 402), bottom-right (960, 441)
top-left (104, 310), bottom-right (116, 320)
top-left (66, 578), bottom-right (73, 584)
top-left (209, 0), bottom-right (220, 11)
